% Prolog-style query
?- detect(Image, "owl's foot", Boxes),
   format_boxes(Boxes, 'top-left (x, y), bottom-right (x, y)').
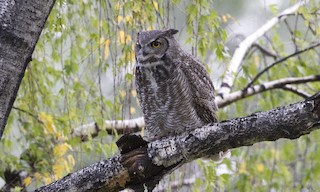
top-left (116, 134), bottom-right (148, 154)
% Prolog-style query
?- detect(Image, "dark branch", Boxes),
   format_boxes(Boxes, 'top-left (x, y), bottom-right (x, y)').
top-left (12, 106), bottom-right (39, 121)
top-left (252, 43), bottom-right (278, 59)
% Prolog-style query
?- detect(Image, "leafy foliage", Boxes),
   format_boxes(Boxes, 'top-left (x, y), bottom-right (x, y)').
top-left (0, 0), bottom-right (319, 191)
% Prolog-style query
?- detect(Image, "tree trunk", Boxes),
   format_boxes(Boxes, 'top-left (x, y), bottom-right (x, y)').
top-left (0, 0), bottom-right (56, 139)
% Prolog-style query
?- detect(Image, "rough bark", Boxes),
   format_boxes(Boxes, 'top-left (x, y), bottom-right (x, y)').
top-left (35, 93), bottom-right (320, 192)
top-left (0, 0), bottom-right (56, 139)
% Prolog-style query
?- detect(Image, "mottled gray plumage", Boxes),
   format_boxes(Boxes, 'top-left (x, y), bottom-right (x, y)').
top-left (135, 29), bottom-right (217, 141)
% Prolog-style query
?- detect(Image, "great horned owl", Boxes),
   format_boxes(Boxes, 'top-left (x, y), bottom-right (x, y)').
top-left (135, 29), bottom-right (218, 141)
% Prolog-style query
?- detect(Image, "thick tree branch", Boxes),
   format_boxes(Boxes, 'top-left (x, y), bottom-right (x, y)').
top-left (218, 0), bottom-right (309, 98)
top-left (36, 93), bottom-right (320, 192)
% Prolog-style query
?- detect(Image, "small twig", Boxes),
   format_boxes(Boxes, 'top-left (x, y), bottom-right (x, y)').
top-left (281, 85), bottom-right (311, 98)
top-left (252, 43), bottom-right (278, 59)
top-left (12, 106), bottom-right (64, 124)
top-left (12, 106), bottom-right (39, 122)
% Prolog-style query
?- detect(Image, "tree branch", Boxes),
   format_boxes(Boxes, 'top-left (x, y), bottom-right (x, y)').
top-left (281, 85), bottom-right (311, 98)
top-left (217, 75), bottom-right (320, 108)
top-left (252, 43), bottom-right (278, 59)
top-left (242, 41), bottom-right (320, 91)
top-left (71, 117), bottom-right (144, 141)
top-left (35, 92), bottom-right (320, 192)
top-left (12, 106), bottom-right (39, 122)
top-left (218, 0), bottom-right (309, 98)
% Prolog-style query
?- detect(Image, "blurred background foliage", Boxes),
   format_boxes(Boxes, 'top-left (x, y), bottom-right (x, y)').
top-left (0, 0), bottom-right (320, 191)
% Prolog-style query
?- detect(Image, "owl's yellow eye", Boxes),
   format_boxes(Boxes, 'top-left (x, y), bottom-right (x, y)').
top-left (151, 41), bottom-right (161, 48)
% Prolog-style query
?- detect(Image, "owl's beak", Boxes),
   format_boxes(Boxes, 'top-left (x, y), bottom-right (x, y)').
top-left (136, 48), bottom-right (148, 62)
top-left (136, 51), bottom-right (144, 63)
top-left (142, 49), bottom-right (148, 57)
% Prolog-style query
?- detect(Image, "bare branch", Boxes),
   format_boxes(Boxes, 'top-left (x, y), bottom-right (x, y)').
top-left (12, 106), bottom-right (64, 125)
top-left (252, 43), bottom-right (278, 59)
top-left (12, 106), bottom-right (39, 122)
top-left (35, 93), bottom-right (320, 192)
top-left (218, 0), bottom-right (309, 98)
top-left (243, 41), bottom-right (320, 91)
top-left (71, 117), bottom-right (144, 140)
top-left (217, 75), bottom-right (320, 108)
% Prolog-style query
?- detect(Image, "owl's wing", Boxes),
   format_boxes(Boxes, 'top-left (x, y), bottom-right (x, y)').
top-left (181, 58), bottom-right (218, 123)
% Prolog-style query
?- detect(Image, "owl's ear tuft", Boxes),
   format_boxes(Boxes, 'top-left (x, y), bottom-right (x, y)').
top-left (167, 29), bottom-right (179, 35)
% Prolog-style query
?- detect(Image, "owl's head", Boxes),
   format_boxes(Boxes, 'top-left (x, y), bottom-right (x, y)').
top-left (135, 29), bottom-right (179, 63)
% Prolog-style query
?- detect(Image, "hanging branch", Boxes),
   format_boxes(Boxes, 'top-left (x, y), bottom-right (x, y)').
top-left (218, 0), bottom-right (309, 98)
top-left (35, 93), bottom-right (320, 192)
